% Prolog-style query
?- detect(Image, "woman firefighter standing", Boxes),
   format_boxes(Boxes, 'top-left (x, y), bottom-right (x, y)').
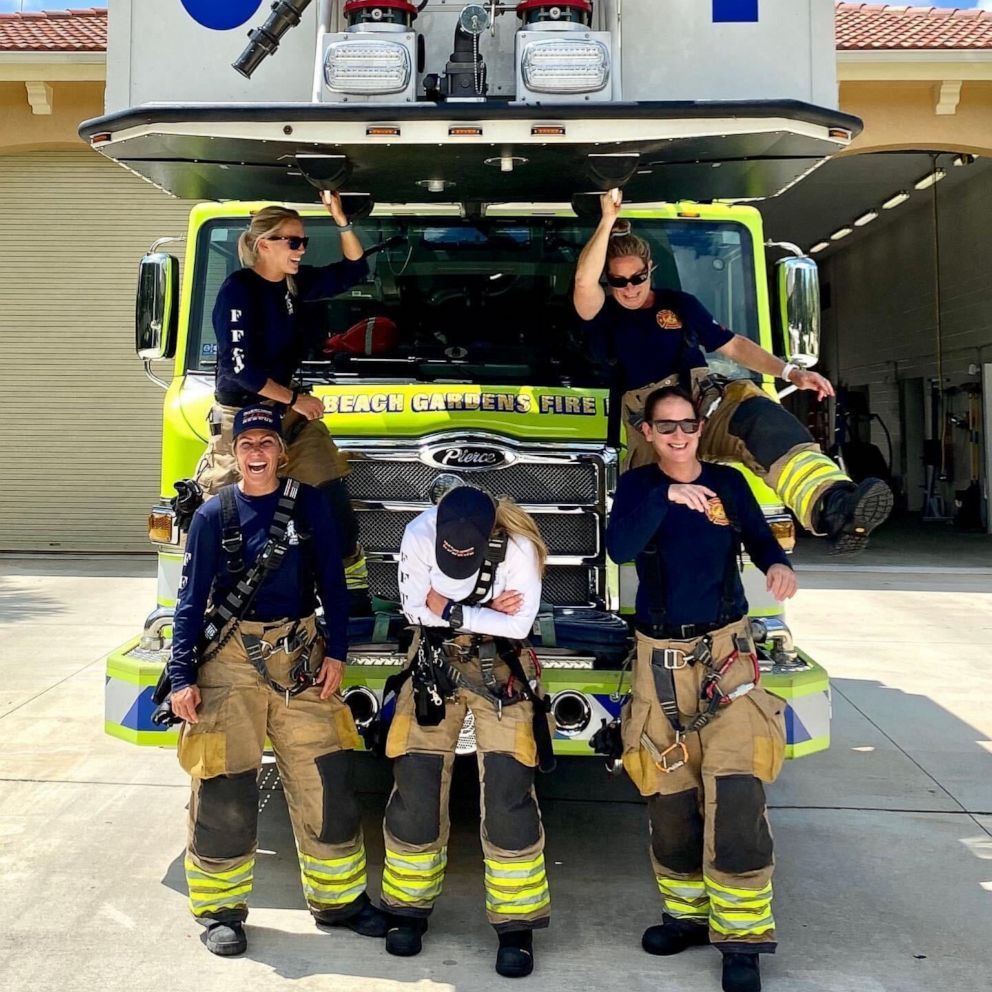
top-left (606, 385), bottom-right (796, 992)
top-left (377, 485), bottom-right (555, 979)
top-left (196, 191), bottom-right (371, 604)
top-left (169, 404), bottom-right (387, 956)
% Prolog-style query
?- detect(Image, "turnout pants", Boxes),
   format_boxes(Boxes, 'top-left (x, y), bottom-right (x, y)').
top-left (622, 376), bottom-right (850, 532)
top-left (177, 615), bottom-right (369, 925)
top-left (621, 620), bottom-right (786, 953)
top-left (380, 644), bottom-right (551, 932)
top-left (195, 402), bottom-right (363, 567)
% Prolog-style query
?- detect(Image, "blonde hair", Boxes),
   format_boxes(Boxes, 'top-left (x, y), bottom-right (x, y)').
top-left (238, 206), bottom-right (304, 294)
top-left (606, 223), bottom-right (652, 270)
top-left (494, 498), bottom-right (548, 576)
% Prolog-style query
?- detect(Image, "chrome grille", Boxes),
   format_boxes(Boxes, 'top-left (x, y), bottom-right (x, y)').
top-left (347, 458), bottom-right (599, 505)
top-left (357, 508), bottom-right (598, 557)
top-left (367, 561), bottom-right (594, 607)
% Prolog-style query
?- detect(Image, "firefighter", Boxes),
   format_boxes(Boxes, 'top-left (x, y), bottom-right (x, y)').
top-left (575, 191), bottom-right (892, 555)
top-left (606, 385), bottom-right (795, 992)
top-left (378, 486), bottom-right (554, 979)
top-left (196, 192), bottom-right (371, 606)
top-left (170, 404), bottom-right (388, 956)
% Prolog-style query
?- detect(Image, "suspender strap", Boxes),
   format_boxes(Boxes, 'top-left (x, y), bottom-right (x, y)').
top-left (495, 637), bottom-right (557, 774)
top-left (461, 533), bottom-right (509, 607)
top-left (218, 485), bottom-right (244, 575)
top-left (201, 478), bottom-right (301, 657)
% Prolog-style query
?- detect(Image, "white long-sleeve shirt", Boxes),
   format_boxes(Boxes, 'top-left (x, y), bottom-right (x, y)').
top-left (398, 506), bottom-right (543, 640)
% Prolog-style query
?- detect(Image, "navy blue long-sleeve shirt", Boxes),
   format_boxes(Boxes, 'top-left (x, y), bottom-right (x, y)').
top-left (606, 463), bottom-right (790, 628)
top-left (579, 289), bottom-right (733, 392)
top-left (169, 483), bottom-right (349, 692)
top-left (213, 258), bottom-right (369, 406)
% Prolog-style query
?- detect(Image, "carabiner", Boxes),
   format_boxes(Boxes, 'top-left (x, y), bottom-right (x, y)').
top-left (656, 737), bottom-right (689, 774)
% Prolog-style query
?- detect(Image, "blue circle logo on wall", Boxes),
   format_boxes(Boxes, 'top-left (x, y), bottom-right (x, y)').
top-left (180, 0), bottom-right (264, 32)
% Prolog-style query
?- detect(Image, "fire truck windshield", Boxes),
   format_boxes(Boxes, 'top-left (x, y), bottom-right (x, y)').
top-left (186, 215), bottom-right (760, 387)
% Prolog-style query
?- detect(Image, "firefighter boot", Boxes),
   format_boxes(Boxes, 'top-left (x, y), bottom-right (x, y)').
top-left (314, 895), bottom-right (390, 938)
top-left (385, 915), bottom-right (428, 957)
top-left (204, 922), bottom-right (247, 957)
top-left (721, 952), bottom-right (761, 992)
top-left (814, 477), bottom-right (893, 556)
top-left (496, 929), bottom-right (534, 978)
top-left (642, 914), bottom-right (709, 956)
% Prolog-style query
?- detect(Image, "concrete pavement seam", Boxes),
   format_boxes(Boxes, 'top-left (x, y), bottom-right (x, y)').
top-left (0, 653), bottom-right (115, 722)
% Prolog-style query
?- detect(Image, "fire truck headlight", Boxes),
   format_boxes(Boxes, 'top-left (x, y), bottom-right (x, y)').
top-left (768, 515), bottom-right (796, 553)
top-left (521, 39), bottom-right (610, 95)
top-left (324, 40), bottom-right (412, 95)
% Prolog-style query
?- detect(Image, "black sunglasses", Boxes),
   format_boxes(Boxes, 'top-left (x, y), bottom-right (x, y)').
top-left (266, 235), bottom-right (309, 250)
top-left (606, 269), bottom-right (651, 289)
top-left (650, 418), bottom-right (701, 435)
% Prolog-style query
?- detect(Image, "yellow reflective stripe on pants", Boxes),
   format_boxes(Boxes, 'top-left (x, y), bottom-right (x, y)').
top-left (484, 855), bottom-right (550, 917)
top-left (185, 856), bottom-right (254, 916)
top-left (382, 846), bottom-right (447, 905)
top-left (777, 451), bottom-right (848, 526)
top-left (705, 875), bottom-right (774, 937)
top-left (299, 848), bottom-right (368, 908)
top-left (657, 877), bottom-right (708, 920)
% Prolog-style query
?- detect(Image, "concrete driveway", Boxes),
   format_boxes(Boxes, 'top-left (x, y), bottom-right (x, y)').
top-left (1, 543), bottom-right (990, 992)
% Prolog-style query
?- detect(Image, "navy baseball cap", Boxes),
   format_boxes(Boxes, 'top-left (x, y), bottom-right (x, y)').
top-left (233, 404), bottom-right (282, 440)
top-left (436, 486), bottom-right (497, 580)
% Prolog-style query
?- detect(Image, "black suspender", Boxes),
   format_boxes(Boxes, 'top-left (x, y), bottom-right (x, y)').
top-left (461, 533), bottom-right (509, 606)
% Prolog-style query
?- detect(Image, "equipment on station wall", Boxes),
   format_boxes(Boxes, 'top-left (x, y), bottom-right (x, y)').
top-left (321, 1), bottom-right (422, 103)
top-left (424, 4), bottom-right (491, 102)
top-left (514, 1), bottom-right (613, 104)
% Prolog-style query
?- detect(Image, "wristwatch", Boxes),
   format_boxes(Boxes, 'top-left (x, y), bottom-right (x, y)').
top-left (447, 604), bottom-right (464, 631)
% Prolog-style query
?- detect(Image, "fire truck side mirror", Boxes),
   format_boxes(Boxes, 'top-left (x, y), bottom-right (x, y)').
top-left (776, 255), bottom-right (821, 370)
top-left (136, 252), bottom-right (179, 361)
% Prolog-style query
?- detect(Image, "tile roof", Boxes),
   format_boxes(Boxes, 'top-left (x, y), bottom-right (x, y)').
top-left (836, 4), bottom-right (992, 51)
top-left (0, 5), bottom-right (991, 55)
top-left (0, 8), bottom-right (106, 53)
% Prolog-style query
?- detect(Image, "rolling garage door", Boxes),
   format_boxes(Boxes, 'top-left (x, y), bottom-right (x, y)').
top-left (0, 151), bottom-right (192, 552)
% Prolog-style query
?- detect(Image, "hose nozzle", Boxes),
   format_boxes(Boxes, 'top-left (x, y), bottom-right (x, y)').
top-left (233, 0), bottom-right (314, 79)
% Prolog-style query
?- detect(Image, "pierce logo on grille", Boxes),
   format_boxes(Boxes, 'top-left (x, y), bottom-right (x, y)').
top-left (430, 446), bottom-right (508, 470)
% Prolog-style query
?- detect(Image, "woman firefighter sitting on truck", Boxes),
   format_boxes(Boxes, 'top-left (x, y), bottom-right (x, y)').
top-left (606, 385), bottom-right (796, 992)
top-left (196, 191), bottom-right (371, 607)
top-left (169, 404), bottom-right (388, 957)
top-left (377, 485), bottom-right (555, 979)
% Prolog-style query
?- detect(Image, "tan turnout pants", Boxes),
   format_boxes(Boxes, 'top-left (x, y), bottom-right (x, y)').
top-left (380, 638), bottom-right (552, 932)
top-left (622, 375), bottom-right (850, 531)
top-left (621, 619), bottom-right (786, 953)
top-left (196, 402), bottom-right (351, 494)
top-left (177, 615), bottom-right (368, 924)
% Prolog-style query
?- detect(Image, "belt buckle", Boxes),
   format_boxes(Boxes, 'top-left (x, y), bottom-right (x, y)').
top-left (662, 648), bottom-right (688, 670)
top-left (657, 738), bottom-right (688, 774)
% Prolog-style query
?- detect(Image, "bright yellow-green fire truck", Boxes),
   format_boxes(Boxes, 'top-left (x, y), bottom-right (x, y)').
top-left (84, 0), bottom-right (851, 759)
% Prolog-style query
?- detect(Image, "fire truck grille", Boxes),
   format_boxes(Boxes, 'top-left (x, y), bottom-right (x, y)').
top-left (357, 509), bottom-right (598, 557)
top-left (366, 561), bottom-right (594, 607)
top-left (347, 458), bottom-right (599, 505)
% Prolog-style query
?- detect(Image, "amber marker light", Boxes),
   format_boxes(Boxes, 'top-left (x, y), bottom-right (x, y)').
top-left (148, 509), bottom-right (178, 546)
top-left (366, 126), bottom-right (401, 137)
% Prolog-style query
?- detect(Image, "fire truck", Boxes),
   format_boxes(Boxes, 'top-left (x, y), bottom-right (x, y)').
top-left (84, 0), bottom-right (851, 758)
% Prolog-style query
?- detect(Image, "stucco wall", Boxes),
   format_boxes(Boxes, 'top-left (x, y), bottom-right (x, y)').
top-left (0, 81), bottom-right (103, 153)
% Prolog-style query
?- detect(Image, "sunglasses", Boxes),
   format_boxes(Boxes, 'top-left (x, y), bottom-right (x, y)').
top-left (606, 268), bottom-right (651, 289)
top-left (266, 235), bottom-right (309, 251)
top-left (650, 418), bottom-right (701, 435)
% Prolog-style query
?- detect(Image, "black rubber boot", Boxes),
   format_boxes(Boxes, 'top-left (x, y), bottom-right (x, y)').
top-left (314, 898), bottom-right (390, 938)
top-left (641, 915), bottom-right (709, 956)
top-left (385, 915), bottom-right (428, 957)
top-left (721, 952), bottom-right (761, 992)
top-left (495, 929), bottom-right (534, 979)
top-left (815, 477), bottom-right (893, 556)
top-left (204, 922), bottom-right (247, 957)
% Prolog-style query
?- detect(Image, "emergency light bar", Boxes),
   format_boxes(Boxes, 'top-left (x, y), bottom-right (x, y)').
top-left (323, 39), bottom-right (413, 95)
top-left (521, 38), bottom-right (610, 94)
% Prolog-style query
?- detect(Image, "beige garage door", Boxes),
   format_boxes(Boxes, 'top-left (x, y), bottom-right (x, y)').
top-left (0, 151), bottom-right (192, 552)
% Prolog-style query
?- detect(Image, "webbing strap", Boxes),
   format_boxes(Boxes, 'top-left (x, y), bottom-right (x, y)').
top-left (461, 533), bottom-right (509, 607)
top-left (201, 478), bottom-right (300, 656)
top-left (218, 485), bottom-right (244, 575)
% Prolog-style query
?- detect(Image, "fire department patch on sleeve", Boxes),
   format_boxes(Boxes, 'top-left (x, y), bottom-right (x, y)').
top-left (656, 309), bottom-right (683, 330)
top-left (706, 497), bottom-right (730, 526)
